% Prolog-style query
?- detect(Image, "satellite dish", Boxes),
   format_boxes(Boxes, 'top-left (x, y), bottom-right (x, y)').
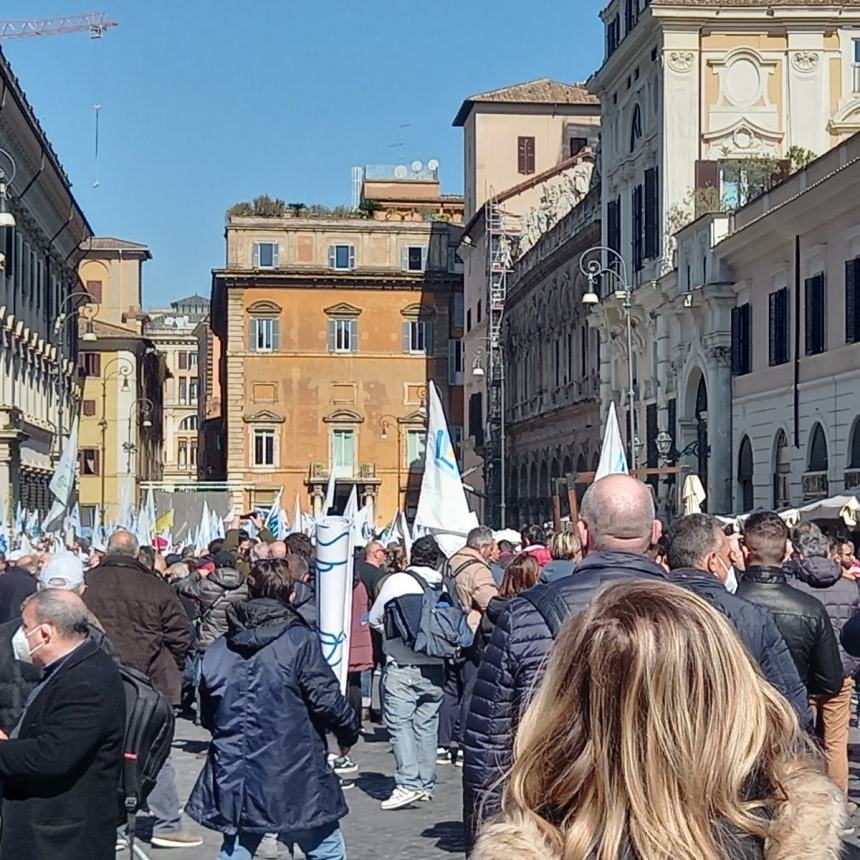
top-left (427, 158), bottom-right (440, 171)
top-left (164, 316), bottom-right (176, 326)
top-left (411, 160), bottom-right (423, 172)
top-left (394, 164), bottom-right (408, 179)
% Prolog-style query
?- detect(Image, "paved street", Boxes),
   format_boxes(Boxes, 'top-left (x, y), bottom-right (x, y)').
top-left (131, 718), bottom-right (464, 860)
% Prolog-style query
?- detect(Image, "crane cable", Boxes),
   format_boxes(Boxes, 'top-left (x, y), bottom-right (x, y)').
top-left (91, 26), bottom-right (104, 188)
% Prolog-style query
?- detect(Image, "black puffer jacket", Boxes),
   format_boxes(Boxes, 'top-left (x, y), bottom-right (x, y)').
top-left (668, 569), bottom-right (810, 724)
top-left (177, 567), bottom-right (248, 650)
top-left (737, 566), bottom-right (842, 697)
top-left (786, 556), bottom-right (860, 678)
top-left (462, 551), bottom-right (667, 846)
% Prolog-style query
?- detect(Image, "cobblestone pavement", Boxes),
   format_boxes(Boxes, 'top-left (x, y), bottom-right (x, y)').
top-left (129, 717), bottom-right (464, 860)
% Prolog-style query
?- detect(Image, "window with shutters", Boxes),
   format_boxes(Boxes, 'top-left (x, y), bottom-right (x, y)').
top-left (468, 392), bottom-right (484, 447)
top-left (177, 439), bottom-right (188, 468)
top-left (404, 320), bottom-right (432, 354)
top-left (607, 197), bottom-right (622, 265)
top-left (805, 273), bottom-right (826, 355)
top-left (738, 436), bottom-right (754, 512)
top-left (86, 280), bottom-right (103, 303)
top-left (772, 430), bottom-right (790, 508)
top-left (644, 167), bottom-right (660, 260)
top-left (406, 429), bottom-right (426, 469)
top-left (846, 257), bottom-right (860, 343)
top-left (178, 377), bottom-right (189, 405)
top-left (80, 352), bottom-right (101, 377)
top-left (329, 244), bottom-right (356, 270)
top-left (606, 14), bottom-right (620, 57)
top-left (477, 300), bottom-right (482, 324)
top-left (178, 351), bottom-right (188, 370)
top-left (250, 317), bottom-right (279, 352)
top-left (517, 137), bottom-right (535, 175)
top-left (452, 293), bottom-right (464, 328)
top-left (402, 246), bottom-right (427, 272)
top-left (731, 303), bottom-right (752, 376)
top-left (190, 378), bottom-right (198, 404)
top-left (448, 339), bottom-right (464, 385)
top-left (629, 104), bottom-right (643, 152)
top-left (254, 429), bottom-right (275, 467)
top-left (80, 505), bottom-right (96, 529)
top-left (447, 249), bottom-right (464, 274)
top-left (82, 399), bottom-right (96, 417)
top-left (768, 287), bottom-right (790, 366)
top-left (631, 184), bottom-right (644, 272)
top-left (80, 448), bottom-right (100, 476)
top-left (329, 318), bottom-right (357, 353)
top-left (331, 428), bottom-right (355, 477)
top-left (253, 242), bottom-right (278, 269)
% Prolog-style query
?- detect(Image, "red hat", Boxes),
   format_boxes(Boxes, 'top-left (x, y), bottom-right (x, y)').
top-left (153, 536), bottom-right (169, 550)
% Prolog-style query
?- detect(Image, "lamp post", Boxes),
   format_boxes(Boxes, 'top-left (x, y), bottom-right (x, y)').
top-left (473, 346), bottom-right (506, 528)
top-left (0, 148), bottom-right (17, 230)
top-left (579, 245), bottom-right (637, 471)
top-left (51, 297), bottom-right (98, 468)
top-left (99, 357), bottom-right (134, 522)
top-left (124, 398), bottom-right (154, 475)
top-left (379, 414), bottom-right (403, 512)
top-left (655, 429), bottom-right (709, 465)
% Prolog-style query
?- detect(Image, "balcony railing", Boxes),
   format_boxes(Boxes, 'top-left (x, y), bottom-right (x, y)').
top-left (845, 469), bottom-right (860, 491)
top-left (802, 471), bottom-right (829, 500)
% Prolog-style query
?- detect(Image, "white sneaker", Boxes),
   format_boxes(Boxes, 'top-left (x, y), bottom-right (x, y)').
top-left (380, 785), bottom-right (422, 810)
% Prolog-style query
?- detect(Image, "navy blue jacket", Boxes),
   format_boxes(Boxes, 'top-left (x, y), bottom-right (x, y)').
top-left (668, 569), bottom-right (810, 724)
top-left (186, 598), bottom-right (359, 836)
top-left (462, 550), bottom-right (667, 845)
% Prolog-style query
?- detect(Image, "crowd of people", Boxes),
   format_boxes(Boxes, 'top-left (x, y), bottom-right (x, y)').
top-left (0, 484), bottom-right (859, 858)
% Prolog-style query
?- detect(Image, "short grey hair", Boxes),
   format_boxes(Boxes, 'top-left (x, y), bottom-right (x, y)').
top-left (791, 522), bottom-right (830, 560)
top-left (665, 514), bottom-right (723, 571)
top-left (107, 529), bottom-right (139, 557)
top-left (466, 526), bottom-right (495, 551)
top-left (580, 475), bottom-right (656, 552)
top-left (22, 590), bottom-right (90, 638)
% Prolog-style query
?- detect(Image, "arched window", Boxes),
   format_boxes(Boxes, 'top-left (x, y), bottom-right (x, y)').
top-left (808, 423), bottom-right (828, 472)
top-left (772, 430), bottom-right (790, 508)
top-left (737, 436), bottom-right (754, 512)
top-left (849, 418), bottom-right (860, 470)
top-left (629, 104), bottom-right (643, 153)
top-left (178, 415), bottom-right (198, 432)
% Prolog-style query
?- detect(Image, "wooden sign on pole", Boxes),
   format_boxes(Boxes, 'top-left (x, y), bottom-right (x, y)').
top-left (551, 479), bottom-right (563, 531)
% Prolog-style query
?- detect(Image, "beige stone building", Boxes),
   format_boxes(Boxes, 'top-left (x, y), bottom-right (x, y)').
top-left (144, 295), bottom-right (209, 483)
top-left (195, 316), bottom-right (223, 481)
top-left (0, 52), bottom-right (94, 518)
top-left (211, 172), bottom-right (463, 524)
top-left (76, 239), bottom-right (166, 527)
top-left (453, 79), bottom-right (600, 524)
top-left (585, 0), bottom-right (860, 514)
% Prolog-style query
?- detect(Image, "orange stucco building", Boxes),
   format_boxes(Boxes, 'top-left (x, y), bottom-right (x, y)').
top-left (211, 199), bottom-right (464, 527)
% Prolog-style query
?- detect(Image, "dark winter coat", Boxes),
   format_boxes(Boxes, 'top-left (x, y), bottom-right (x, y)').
top-left (475, 595), bottom-right (510, 653)
top-left (186, 598), bottom-right (359, 836)
top-left (0, 566), bottom-right (36, 624)
top-left (668, 569), bottom-right (810, 724)
top-left (737, 565), bottom-right (843, 697)
top-left (539, 558), bottom-right (576, 583)
top-left (462, 551), bottom-right (667, 846)
top-left (0, 637), bottom-right (126, 860)
top-left (0, 618), bottom-right (41, 733)
top-left (785, 556), bottom-right (860, 678)
top-left (177, 567), bottom-right (248, 650)
top-left (84, 553), bottom-right (191, 703)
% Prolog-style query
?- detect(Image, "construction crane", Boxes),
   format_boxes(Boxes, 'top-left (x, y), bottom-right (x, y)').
top-left (0, 13), bottom-right (118, 41)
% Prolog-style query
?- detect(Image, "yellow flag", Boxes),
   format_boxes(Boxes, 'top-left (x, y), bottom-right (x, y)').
top-left (154, 510), bottom-right (174, 533)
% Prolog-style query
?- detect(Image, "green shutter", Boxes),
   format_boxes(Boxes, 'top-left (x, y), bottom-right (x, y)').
top-left (349, 319), bottom-right (358, 353)
top-left (328, 319), bottom-right (336, 352)
top-left (402, 322), bottom-right (411, 353)
top-left (271, 320), bottom-right (280, 351)
top-left (249, 319), bottom-right (256, 351)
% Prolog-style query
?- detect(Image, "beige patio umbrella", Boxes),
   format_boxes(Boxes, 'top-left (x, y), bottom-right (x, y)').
top-left (682, 474), bottom-right (707, 515)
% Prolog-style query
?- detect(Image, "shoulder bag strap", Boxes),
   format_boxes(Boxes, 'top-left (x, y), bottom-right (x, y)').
top-left (520, 584), bottom-right (571, 639)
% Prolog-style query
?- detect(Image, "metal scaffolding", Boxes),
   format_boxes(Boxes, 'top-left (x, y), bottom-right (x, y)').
top-left (483, 196), bottom-right (518, 527)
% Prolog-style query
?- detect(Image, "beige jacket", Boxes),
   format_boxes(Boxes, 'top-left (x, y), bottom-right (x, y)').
top-left (472, 766), bottom-right (845, 860)
top-left (447, 547), bottom-right (498, 630)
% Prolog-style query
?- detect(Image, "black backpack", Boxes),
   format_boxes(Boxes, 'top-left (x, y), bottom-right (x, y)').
top-left (118, 664), bottom-right (175, 853)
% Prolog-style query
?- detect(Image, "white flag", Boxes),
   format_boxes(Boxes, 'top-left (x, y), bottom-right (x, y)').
top-left (265, 488), bottom-right (283, 538)
top-left (323, 468), bottom-right (336, 516)
top-left (43, 417), bottom-right (80, 534)
top-left (195, 500), bottom-right (212, 554)
top-left (594, 401), bottom-right (629, 482)
top-left (414, 381), bottom-right (478, 557)
top-left (292, 494), bottom-right (302, 536)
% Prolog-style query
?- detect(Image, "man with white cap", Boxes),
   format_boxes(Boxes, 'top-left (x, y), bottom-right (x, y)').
top-left (0, 552), bottom-right (92, 734)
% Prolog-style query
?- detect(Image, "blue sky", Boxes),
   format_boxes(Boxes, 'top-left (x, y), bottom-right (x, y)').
top-left (1, 1), bottom-right (603, 308)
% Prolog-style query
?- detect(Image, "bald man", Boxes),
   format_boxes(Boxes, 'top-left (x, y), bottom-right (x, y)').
top-left (462, 474), bottom-right (668, 847)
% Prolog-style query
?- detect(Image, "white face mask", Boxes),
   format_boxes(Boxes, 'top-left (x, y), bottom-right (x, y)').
top-left (717, 556), bottom-right (739, 594)
top-left (12, 625), bottom-right (45, 665)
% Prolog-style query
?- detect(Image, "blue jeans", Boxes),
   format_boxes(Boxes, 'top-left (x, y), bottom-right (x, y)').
top-left (383, 662), bottom-right (444, 792)
top-left (216, 823), bottom-right (346, 860)
top-left (148, 757), bottom-right (181, 834)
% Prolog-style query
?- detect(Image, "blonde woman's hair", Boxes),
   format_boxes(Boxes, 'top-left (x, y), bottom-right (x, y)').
top-left (499, 580), bottom-right (818, 860)
top-left (549, 529), bottom-right (581, 561)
